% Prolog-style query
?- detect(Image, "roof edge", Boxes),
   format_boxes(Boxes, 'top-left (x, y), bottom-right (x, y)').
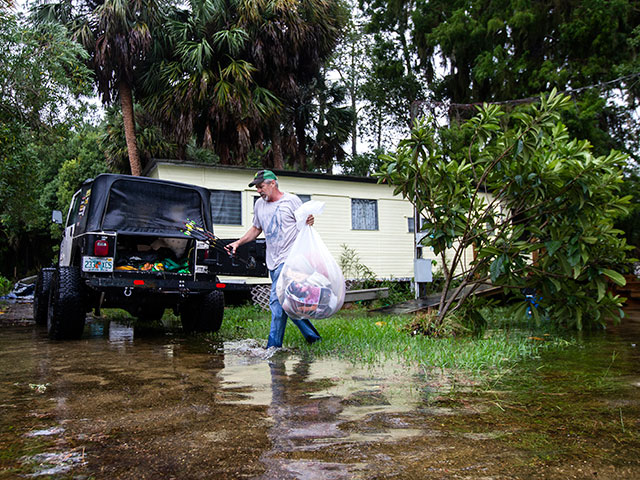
top-left (144, 159), bottom-right (382, 184)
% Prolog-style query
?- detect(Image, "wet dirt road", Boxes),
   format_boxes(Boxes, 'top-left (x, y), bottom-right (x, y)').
top-left (1, 303), bottom-right (639, 479)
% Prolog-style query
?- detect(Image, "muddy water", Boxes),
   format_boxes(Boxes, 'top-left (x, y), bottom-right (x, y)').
top-left (1, 306), bottom-right (639, 479)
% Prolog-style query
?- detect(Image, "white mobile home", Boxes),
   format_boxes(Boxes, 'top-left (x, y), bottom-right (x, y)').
top-left (145, 160), bottom-right (429, 283)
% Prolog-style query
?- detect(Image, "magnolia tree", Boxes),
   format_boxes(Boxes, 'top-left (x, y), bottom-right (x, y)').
top-left (377, 91), bottom-right (632, 330)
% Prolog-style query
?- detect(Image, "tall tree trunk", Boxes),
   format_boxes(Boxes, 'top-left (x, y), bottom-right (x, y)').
top-left (202, 123), bottom-right (214, 150)
top-left (271, 123), bottom-right (284, 169)
top-left (351, 93), bottom-right (357, 158)
top-left (347, 38), bottom-right (359, 159)
top-left (176, 143), bottom-right (186, 160)
top-left (119, 81), bottom-right (142, 176)
top-left (294, 113), bottom-right (307, 171)
top-left (218, 142), bottom-right (231, 164)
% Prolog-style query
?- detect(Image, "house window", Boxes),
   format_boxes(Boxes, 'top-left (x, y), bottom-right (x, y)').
top-left (408, 216), bottom-right (426, 233)
top-left (351, 198), bottom-right (378, 230)
top-left (210, 190), bottom-right (242, 225)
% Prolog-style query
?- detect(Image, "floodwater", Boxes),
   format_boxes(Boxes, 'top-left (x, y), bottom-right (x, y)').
top-left (1, 304), bottom-right (639, 479)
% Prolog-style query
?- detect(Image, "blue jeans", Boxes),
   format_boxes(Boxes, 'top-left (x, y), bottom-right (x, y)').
top-left (267, 263), bottom-right (321, 348)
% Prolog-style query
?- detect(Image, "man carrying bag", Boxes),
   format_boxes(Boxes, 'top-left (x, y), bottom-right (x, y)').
top-left (225, 170), bottom-right (322, 348)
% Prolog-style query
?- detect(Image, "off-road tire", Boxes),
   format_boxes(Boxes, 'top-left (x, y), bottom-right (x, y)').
top-left (47, 266), bottom-right (87, 340)
top-left (181, 290), bottom-right (225, 333)
top-left (33, 268), bottom-right (56, 326)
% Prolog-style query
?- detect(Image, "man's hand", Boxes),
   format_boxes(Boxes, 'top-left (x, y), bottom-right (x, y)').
top-left (225, 241), bottom-right (239, 256)
top-left (224, 226), bottom-right (261, 256)
top-left (306, 215), bottom-right (314, 226)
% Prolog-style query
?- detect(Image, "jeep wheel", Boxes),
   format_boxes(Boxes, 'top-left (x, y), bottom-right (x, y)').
top-left (181, 290), bottom-right (225, 333)
top-left (33, 268), bottom-right (56, 326)
top-left (47, 267), bottom-right (87, 340)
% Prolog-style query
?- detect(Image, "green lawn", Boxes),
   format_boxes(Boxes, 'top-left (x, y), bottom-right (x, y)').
top-left (210, 304), bottom-right (572, 377)
top-left (102, 303), bottom-right (572, 379)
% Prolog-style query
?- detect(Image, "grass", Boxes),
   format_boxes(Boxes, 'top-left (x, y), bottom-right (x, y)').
top-left (209, 303), bottom-right (573, 377)
top-left (98, 303), bottom-right (574, 379)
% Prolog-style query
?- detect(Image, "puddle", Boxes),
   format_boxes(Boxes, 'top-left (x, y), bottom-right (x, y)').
top-left (0, 306), bottom-right (639, 479)
top-left (25, 427), bottom-right (65, 437)
top-left (22, 451), bottom-right (86, 477)
top-left (224, 338), bottom-right (286, 360)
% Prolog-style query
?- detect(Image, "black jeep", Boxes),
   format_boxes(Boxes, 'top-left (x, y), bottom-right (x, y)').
top-left (33, 174), bottom-right (267, 339)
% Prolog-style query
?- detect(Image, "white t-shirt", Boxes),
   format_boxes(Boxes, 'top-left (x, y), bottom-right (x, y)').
top-left (253, 193), bottom-right (303, 270)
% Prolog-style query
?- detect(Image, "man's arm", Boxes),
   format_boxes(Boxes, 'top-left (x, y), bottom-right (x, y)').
top-left (224, 226), bottom-right (262, 255)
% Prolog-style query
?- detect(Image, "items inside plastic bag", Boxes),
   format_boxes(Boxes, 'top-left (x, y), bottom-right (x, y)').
top-left (276, 201), bottom-right (346, 320)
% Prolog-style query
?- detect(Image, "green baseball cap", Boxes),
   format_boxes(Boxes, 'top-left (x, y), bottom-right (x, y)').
top-left (249, 169), bottom-right (278, 186)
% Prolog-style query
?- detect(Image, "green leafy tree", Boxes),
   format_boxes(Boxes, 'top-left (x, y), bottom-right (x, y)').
top-left (357, 0), bottom-right (426, 149)
top-left (279, 72), bottom-right (354, 172)
top-left (339, 150), bottom-right (385, 177)
top-left (360, 36), bottom-right (423, 149)
top-left (46, 126), bottom-right (109, 220)
top-left (309, 74), bottom-right (354, 172)
top-left (140, 0), bottom-right (277, 164)
top-left (363, 0), bottom-right (640, 254)
top-left (377, 91), bottom-right (632, 331)
top-left (0, 9), bottom-right (93, 277)
top-left (249, 0), bottom-right (349, 169)
top-left (329, 7), bottom-right (369, 159)
top-left (410, 0), bottom-right (640, 156)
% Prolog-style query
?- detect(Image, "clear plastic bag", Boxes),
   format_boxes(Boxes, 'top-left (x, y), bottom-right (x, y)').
top-left (276, 201), bottom-right (346, 319)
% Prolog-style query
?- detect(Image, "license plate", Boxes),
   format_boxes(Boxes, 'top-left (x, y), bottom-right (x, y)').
top-left (83, 256), bottom-right (114, 272)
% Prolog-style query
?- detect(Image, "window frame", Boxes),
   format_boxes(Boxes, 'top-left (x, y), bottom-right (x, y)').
top-left (351, 198), bottom-right (379, 231)
top-left (210, 189), bottom-right (242, 226)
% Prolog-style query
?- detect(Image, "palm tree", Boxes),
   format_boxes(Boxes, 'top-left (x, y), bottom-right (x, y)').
top-left (247, 0), bottom-right (349, 168)
top-left (311, 75), bottom-right (354, 172)
top-left (33, 0), bottom-right (165, 176)
top-left (140, 0), bottom-right (348, 168)
top-left (140, 0), bottom-right (281, 164)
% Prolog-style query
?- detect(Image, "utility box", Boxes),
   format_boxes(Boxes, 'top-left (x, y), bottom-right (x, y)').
top-left (414, 258), bottom-right (432, 283)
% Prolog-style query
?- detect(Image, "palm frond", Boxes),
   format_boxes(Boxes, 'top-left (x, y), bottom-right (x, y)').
top-left (211, 28), bottom-right (248, 56)
top-left (221, 59), bottom-right (256, 83)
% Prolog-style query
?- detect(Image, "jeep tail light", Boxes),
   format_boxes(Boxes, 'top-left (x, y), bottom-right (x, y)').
top-left (94, 239), bottom-right (109, 256)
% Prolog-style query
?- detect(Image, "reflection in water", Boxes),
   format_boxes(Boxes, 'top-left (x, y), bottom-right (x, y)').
top-left (260, 357), bottom-right (354, 480)
top-left (218, 344), bottom-right (433, 479)
top-left (160, 343), bottom-right (176, 358)
top-left (108, 321), bottom-right (134, 345)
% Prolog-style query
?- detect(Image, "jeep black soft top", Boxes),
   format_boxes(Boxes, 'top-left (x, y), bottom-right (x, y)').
top-left (34, 174), bottom-right (267, 340)
top-left (69, 173), bottom-right (213, 236)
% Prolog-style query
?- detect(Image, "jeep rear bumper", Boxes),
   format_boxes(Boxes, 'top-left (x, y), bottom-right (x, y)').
top-left (84, 276), bottom-right (251, 292)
